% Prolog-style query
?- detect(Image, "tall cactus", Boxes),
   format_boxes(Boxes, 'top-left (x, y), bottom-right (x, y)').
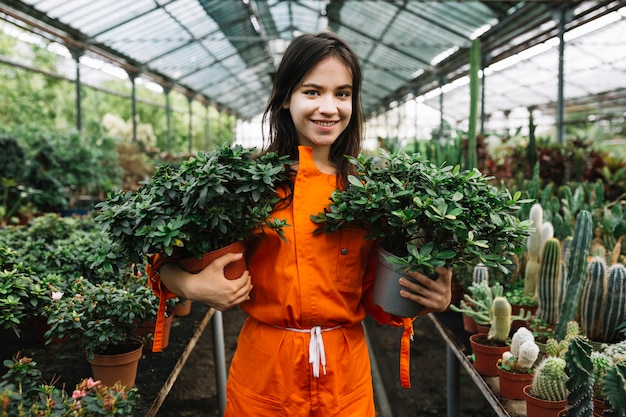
top-left (601, 263), bottom-right (626, 342)
top-left (579, 256), bottom-right (608, 341)
top-left (604, 361), bottom-right (626, 417)
top-left (524, 203), bottom-right (554, 297)
top-left (565, 336), bottom-right (594, 417)
top-left (554, 210), bottom-right (593, 341)
top-left (558, 236), bottom-right (573, 310)
top-left (536, 237), bottom-right (562, 325)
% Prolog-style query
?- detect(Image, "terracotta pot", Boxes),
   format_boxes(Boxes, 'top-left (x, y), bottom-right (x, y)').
top-left (523, 385), bottom-right (567, 417)
top-left (462, 314), bottom-right (478, 334)
top-left (469, 333), bottom-right (510, 376)
top-left (475, 323), bottom-right (491, 334)
top-left (137, 313), bottom-right (173, 351)
top-left (497, 367), bottom-right (534, 400)
top-left (88, 341), bottom-right (143, 388)
top-left (557, 408), bottom-right (602, 417)
top-left (593, 398), bottom-right (606, 415)
top-left (178, 240), bottom-right (247, 278)
top-left (170, 299), bottom-right (192, 317)
top-left (511, 303), bottom-right (537, 331)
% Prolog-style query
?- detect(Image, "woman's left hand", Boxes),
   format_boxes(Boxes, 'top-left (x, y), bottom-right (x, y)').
top-left (399, 267), bottom-right (452, 313)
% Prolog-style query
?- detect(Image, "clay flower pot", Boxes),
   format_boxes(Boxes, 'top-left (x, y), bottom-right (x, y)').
top-left (523, 384), bottom-right (567, 417)
top-left (88, 341), bottom-right (143, 388)
top-left (178, 240), bottom-right (246, 278)
top-left (497, 367), bottom-right (534, 400)
top-left (469, 333), bottom-right (510, 376)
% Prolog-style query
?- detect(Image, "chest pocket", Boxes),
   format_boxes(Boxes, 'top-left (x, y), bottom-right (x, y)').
top-left (334, 228), bottom-right (374, 291)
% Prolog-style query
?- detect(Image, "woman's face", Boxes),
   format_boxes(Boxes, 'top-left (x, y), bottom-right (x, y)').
top-left (284, 56), bottom-right (353, 149)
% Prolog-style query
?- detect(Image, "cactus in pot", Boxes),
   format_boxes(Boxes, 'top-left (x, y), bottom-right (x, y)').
top-left (532, 355), bottom-right (569, 402)
top-left (489, 296), bottom-right (512, 342)
top-left (554, 210), bottom-right (593, 341)
top-left (564, 335), bottom-right (594, 417)
top-left (579, 256), bottom-right (608, 341)
top-left (536, 237), bottom-right (563, 326)
top-left (523, 203), bottom-right (554, 298)
top-left (602, 263), bottom-right (626, 342)
top-left (499, 327), bottom-right (540, 373)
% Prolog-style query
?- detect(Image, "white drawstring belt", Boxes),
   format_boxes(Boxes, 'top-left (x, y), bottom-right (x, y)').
top-left (277, 325), bottom-right (341, 377)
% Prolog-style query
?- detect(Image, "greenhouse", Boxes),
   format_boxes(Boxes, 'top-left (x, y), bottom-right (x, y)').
top-left (1, 1), bottom-right (625, 417)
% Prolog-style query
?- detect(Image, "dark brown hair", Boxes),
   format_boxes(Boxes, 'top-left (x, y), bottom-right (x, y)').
top-left (262, 32), bottom-right (363, 189)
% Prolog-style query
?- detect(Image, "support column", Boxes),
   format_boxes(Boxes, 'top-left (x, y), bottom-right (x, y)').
top-left (204, 103), bottom-right (210, 151)
top-left (187, 94), bottom-right (194, 154)
top-left (164, 87), bottom-right (172, 153)
top-left (127, 71), bottom-right (139, 142)
top-left (69, 47), bottom-right (84, 132)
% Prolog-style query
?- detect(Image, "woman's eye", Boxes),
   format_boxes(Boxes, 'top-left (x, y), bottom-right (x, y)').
top-left (337, 91), bottom-right (351, 98)
top-left (304, 90), bottom-right (319, 96)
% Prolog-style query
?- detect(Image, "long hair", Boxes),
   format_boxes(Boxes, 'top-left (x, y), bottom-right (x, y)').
top-left (262, 32), bottom-right (363, 189)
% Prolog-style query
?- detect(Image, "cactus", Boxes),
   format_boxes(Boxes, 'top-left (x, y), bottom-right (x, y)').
top-left (591, 351), bottom-right (613, 401)
top-left (564, 336), bottom-right (594, 417)
top-left (579, 256), bottom-right (608, 341)
top-left (532, 356), bottom-right (568, 401)
top-left (488, 296), bottom-right (512, 342)
top-left (472, 263), bottom-right (489, 284)
top-left (555, 210), bottom-right (593, 341)
top-left (604, 361), bottom-right (626, 417)
top-left (601, 263), bottom-right (626, 343)
top-left (523, 203), bottom-right (554, 298)
top-left (500, 327), bottom-right (540, 373)
top-left (536, 237), bottom-right (562, 325)
top-left (450, 280), bottom-right (501, 326)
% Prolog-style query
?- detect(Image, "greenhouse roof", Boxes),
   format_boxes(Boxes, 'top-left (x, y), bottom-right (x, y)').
top-left (1, 0), bottom-right (625, 122)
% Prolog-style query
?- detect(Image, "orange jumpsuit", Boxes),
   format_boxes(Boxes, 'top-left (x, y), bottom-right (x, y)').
top-left (224, 146), bottom-right (406, 416)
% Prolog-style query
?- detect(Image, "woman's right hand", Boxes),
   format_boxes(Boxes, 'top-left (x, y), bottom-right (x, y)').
top-left (159, 252), bottom-right (252, 311)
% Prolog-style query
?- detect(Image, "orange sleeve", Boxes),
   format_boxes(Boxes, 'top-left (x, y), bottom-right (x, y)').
top-left (145, 253), bottom-right (180, 352)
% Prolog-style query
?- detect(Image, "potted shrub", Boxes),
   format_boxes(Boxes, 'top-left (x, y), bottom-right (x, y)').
top-left (311, 148), bottom-right (532, 316)
top-left (44, 275), bottom-right (155, 388)
top-left (94, 144), bottom-right (293, 274)
top-left (497, 326), bottom-right (540, 400)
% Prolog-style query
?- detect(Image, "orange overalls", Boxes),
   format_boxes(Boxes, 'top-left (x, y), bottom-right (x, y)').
top-left (224, 146), bottom-right (407, 416)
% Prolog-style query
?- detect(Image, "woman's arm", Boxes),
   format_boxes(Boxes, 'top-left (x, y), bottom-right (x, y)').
top-left (159, 252), bottom-right (253, 311)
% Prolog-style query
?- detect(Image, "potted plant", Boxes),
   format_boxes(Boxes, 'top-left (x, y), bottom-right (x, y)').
top-left (466, 295), bottom-right (531, 376)
top-left (0, 353), bottom-right (137, 416)
top-left (44, 276), bottom-right (155, 388)
top-left (497, 326), bottom-right (540, 400)
top-left (523, 321), bottom-right (582, 417)
top-left (311, 148), bottom-right (532, 316)
top-left (94, 144), bottom-right (293, 274)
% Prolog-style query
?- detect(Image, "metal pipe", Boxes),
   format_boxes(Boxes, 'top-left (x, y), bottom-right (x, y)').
top-left (446, 345), bottom-right (460, 417)
top-left (212, 310), bottom-right (228, 416)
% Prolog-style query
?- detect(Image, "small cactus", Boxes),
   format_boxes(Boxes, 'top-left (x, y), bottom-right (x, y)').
top-left (472, 263), bottom-right (489, 284)
top-left (602, 263), bottom-right (626, 342)
top-left (532, 356), bottom-right (568, 401)
top-left (488, 296), bottom-right (512, 342)
top-left (591, 351), bottom-right (613, 401)
top-left (500, 327), bottom-right (540, 373)
top-left (579, 256), bottom-right (608, 341)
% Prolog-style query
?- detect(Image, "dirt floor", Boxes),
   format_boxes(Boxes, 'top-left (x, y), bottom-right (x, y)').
top-left (156, 307), bottom-right (499, 417)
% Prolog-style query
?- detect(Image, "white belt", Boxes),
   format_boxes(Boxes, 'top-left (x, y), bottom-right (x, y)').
top-left (277, 325), bottom-right (342, 377)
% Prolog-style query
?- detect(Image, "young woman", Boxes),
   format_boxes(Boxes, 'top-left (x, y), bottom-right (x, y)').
top-left (152, 32), bottom-right (451, 416)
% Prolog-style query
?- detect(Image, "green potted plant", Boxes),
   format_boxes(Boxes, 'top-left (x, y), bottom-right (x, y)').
top-left (0, 353), bottom-right (137, 415)
top-left (311, 148), bottom-right (532, 316)
top-left (497, 326), bottom-right (541, 400)
top-left (94, 144), bottom-right (293, 275)
top-left (44, 275), bottom-right (155, 388)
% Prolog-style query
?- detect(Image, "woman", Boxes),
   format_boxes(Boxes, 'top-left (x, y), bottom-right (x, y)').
top-left (153, 32), bottom-right (451, 416)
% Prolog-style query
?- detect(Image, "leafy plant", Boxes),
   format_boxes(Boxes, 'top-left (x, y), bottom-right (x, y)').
top-left (0, 353), bottom-right (137, 416)
top-left (94, 145), bottom-right (293, 272)
top-left (311, 149), bottom-right (532, 275)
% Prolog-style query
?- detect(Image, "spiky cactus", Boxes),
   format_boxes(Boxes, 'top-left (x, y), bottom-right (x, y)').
top-left (604, 361), bottom-right (626, 417)
top-left (602, 263), bottom-right (626, 342)
top-left (524, 203), bottom-right (553, 297)
top-left (532, 356), bottom-right (568, 401)
top-left (472, 263), bottom-right (489, 284)
top-left (536, 237), bottom-right (562, 325)
top-left (564, 336), bottom-right (594, 417)
top-left (555, 210), bottom-right (593, 341)
top-left (591, 351), bottom-right (613, 401)
top-left (488, 296), bottom-right (512, 342)
top-left (579, 256), bottom-right (608, 341)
